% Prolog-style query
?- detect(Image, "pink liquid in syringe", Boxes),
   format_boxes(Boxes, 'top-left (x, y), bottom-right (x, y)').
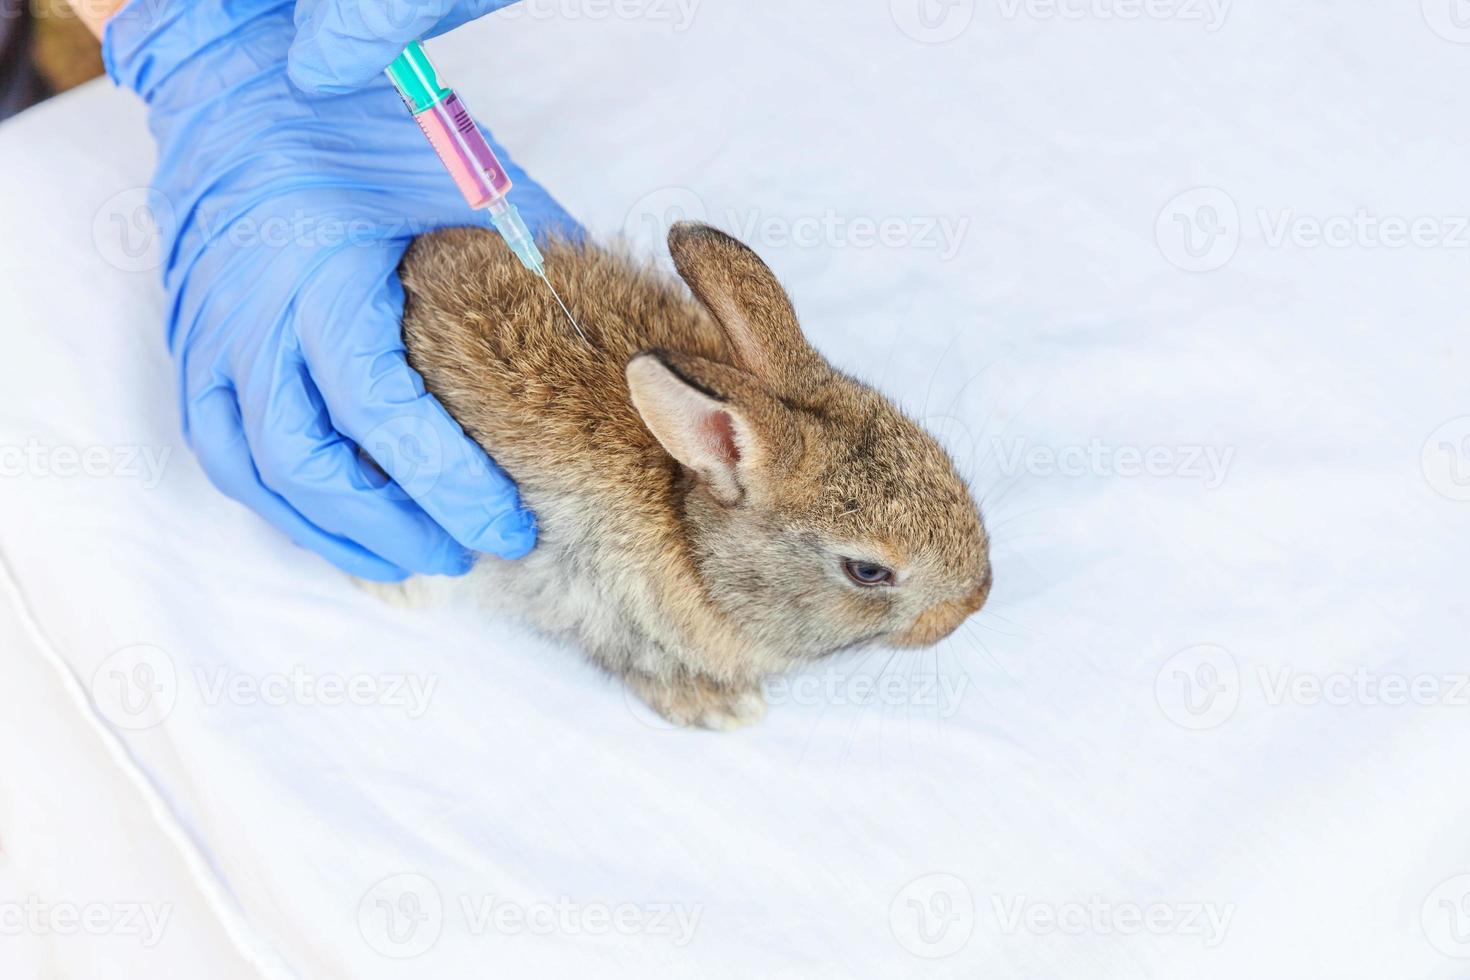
top-left (413, 93), bottom-right (513, 210)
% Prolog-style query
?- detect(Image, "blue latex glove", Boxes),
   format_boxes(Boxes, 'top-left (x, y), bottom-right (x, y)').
top-left (104, 0), bottom-right (579, 580)
top-left (289, 0), bottom-right (520, 94)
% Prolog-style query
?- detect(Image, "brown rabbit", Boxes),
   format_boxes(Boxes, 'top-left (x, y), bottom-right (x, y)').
top-left (378, 222), bottom-right (991, 729)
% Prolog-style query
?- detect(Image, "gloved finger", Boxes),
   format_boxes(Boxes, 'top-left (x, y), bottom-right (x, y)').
top-left (235, 347), bottom-right (477, 577)
top-left (288, 0), bottom-right (524, 95)
top-left (186, 381), bottom-right (411, 582)
top-left (297, 261), bottom-right (537, 561)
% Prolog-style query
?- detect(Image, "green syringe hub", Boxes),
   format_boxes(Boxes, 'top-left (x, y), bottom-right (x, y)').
top-left (386, 41), bottom-right (449, 113)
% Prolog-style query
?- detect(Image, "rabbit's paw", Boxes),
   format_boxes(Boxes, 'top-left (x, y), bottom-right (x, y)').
top-left (628, 672), bottom-right (767, 731)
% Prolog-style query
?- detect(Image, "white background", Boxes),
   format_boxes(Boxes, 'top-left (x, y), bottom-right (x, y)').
top-left (2, 1), bottom-right (1470, 976)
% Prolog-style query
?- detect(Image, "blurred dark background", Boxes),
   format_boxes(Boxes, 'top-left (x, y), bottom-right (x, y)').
top-left (1, 0), bottom-right (102, 121)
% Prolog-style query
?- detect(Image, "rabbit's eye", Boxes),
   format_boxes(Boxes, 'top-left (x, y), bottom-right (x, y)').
top-left (842, 559), bottom-right (895, 587)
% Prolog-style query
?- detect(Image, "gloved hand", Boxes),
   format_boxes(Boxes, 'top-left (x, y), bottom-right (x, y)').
top-left (104, 0), bottom-right (578, 580)
top-left (289, 0), bottom-right (520, 94)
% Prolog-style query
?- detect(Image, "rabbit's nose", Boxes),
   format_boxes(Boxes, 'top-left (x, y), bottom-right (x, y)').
top-left (890, 585), bottom-right (988, 648)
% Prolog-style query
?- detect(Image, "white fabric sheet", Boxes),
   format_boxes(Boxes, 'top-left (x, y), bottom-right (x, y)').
top-left (2, 3), bottom-right (1469, 977)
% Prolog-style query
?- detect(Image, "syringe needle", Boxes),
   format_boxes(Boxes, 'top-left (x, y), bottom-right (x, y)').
top-left (540, 273), bottom-right (590, 345)
top-left (384, 44), bottom-right (593, 347)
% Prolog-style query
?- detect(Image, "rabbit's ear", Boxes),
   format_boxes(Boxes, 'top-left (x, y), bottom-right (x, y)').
top-left (626, 351), bottom-right (773, 506)
top-left (668, 222), bottom-right (824, 392)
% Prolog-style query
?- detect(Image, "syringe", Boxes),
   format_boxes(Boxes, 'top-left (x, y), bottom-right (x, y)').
top-left (386, 42), bottom-right (587, 342)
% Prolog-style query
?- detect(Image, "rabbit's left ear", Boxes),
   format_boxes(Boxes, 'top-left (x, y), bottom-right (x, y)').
top-left (667, 222), bottom-right (826, 394)
top-left (626, 351), bottom-right (779, 506)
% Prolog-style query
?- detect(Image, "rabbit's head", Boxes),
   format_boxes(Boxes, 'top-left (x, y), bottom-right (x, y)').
top-left (626, 223), bottom-right (990, 663)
